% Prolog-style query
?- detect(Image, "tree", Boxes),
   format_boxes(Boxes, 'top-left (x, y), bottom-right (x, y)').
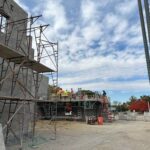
top-left (129, 99), bottom-right (148, 112)
top-left (76, 90), bottom-right (95, 97)
top-left (111, 101), bottom-right (129, 112)
top-left (140, 95), bottom-right (150, 102)
top-left (129, 96), bottom-right (137, 102)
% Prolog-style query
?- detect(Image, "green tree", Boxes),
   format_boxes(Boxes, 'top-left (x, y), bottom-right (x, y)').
top-left (140, 95), bottom-right (150, 102)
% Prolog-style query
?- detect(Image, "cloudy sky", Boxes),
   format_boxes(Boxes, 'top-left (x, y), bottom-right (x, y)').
top-left (15, 0), bottom-right (150, 102)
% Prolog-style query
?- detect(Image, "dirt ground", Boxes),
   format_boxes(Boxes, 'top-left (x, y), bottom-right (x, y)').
top-left (20, 120), bottom-right (150, 150)
top-left (8, 120), bottom-right (150, 150)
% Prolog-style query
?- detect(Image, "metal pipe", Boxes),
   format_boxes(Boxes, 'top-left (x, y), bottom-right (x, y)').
top-left (144, 0), bottom-right (150, 43)
top-left (138, 0), bottom-right (150, 83)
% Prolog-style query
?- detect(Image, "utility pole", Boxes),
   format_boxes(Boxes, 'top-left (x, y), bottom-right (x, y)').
top-left (138, 0), bottom-right (150, 83)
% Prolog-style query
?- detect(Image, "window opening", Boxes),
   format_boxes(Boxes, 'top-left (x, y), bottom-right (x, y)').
top-left (0, 14), bottom-right (7, 33)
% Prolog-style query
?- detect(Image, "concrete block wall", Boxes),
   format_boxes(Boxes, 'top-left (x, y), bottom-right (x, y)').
top-left (0, 102), bottom-right (34, 137)
top-left (118, 112), bottom-right (150, 122)
top-left (0, 0), bottom-right (49, 99)
top-left (0, 0), bottom-right (33, 98)
top-left (38, 75), bottom-right (49, 100)
top-left (144, 112), bottom-right (150, 121)
top-left (0, 124), bottom-right (5, 150)
top-left (0, 0), bottom-right (29, 55)
top-left (0, 0), bottom-right (50, 142)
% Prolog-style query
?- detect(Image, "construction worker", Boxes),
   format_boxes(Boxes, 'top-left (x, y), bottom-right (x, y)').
top-left (102, 90), bottom-right (106, 97)
top-left (101, 90), bottom-right (107, 112)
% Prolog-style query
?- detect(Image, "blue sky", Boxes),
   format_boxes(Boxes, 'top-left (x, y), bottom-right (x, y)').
top-left (15, 0), bottom-right (150, 103)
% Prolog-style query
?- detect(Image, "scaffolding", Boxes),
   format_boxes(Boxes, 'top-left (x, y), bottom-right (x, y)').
top-left (0, 0), bottom-right (58, 149)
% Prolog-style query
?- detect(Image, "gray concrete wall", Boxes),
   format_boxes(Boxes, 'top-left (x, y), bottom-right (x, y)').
top-left (118, 112), bottom-right (150, 122)
top-left (0, 0), bottom-right (49, 143)
top-left (0, 124), bottom-right (5, 150)
top-left (38, 75), bottom-right (49, 100)
top-left (0, 0), bottom-right (33, 98)
top-left (0, 0), bottom-right (49, 99)
top-left (0, 0), bottom-right (29, 55)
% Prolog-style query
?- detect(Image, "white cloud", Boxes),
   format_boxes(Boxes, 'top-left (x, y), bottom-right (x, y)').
top-left (60, 79), bottom-right (150, 92)
top-left (81, 21), bottom-right (102, 43)
top-left (81, 0), bottom-right (98, 22)
top-left (58, 0), bottom-right (148, 93)
top-left (116, 0), bottom-right (137, 16)
top-left (104, 13), bottom-right (120, 29)
top-left (42, 0), bottom-right (69, 31)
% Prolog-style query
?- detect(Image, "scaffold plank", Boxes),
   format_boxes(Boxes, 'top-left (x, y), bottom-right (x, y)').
top-left (23, 59), bottom-right (54, 73)
top-left (0, 96), bottom-right (55, 102)
top-left (0, 43), bottom-right (22, 59)
top-left (0, 43), bottom-right (54, 72)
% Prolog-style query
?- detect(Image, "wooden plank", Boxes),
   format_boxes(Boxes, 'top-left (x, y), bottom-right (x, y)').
top-left (0, 96), bottom-right (55, 102)
top-left (0, 43), bottom-right (54, 72)
top-left (0, 44), bottom-right (23, 59)
top-left (24, 60), bottom-right (54, 72)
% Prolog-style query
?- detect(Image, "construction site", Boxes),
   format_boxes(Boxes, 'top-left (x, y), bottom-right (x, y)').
top-left (0, 0), bottom-right (150, 150)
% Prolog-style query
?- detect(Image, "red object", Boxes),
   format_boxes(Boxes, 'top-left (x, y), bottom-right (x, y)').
top-left (98, 117), bottom-right (103, 125)
top-left (66, 103), bottom-right (72, 112)
top-left (129, 99), bottom-right (148, 112)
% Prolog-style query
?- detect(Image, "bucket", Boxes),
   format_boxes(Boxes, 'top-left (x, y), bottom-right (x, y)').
top-left (98, 117), bottom-right (103, 125)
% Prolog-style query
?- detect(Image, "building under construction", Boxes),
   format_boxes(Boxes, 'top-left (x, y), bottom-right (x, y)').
top-left (0, 0), bottom-right (110, 149)
top-left (0, 0), bottom-right (58, 149)
top-left (38, 90), bottom-right (110, 124)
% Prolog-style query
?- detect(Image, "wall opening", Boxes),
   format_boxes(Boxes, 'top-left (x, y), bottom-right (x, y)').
top-left (0, 14), bottom-right (7, 33)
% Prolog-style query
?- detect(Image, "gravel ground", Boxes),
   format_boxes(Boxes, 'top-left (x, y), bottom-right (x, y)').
top-left (7, 120), bottom-right (150, 150)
